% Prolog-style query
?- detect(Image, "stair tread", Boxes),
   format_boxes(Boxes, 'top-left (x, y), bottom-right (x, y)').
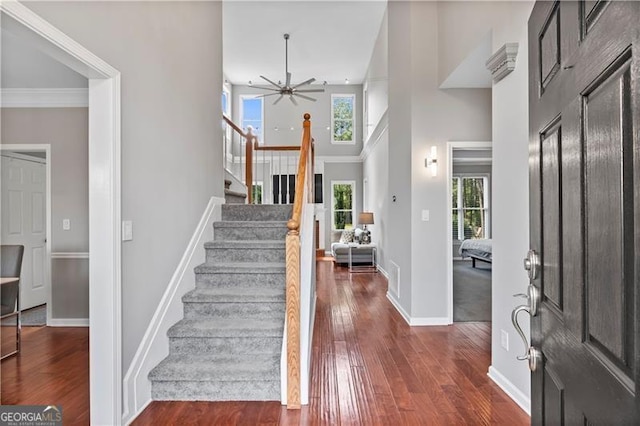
top-left (149, 353), bottom-right (280, 382)
top-left (205, 240), bottom-right (285, 249)
top-left (168, 317), bottom-right (284, 337)
top-left (183, 287), bottom-right (284, 303)
top-left (224, 189), bottom-right (247, 198)
top-left (195, 262), bottom-right (285, 274)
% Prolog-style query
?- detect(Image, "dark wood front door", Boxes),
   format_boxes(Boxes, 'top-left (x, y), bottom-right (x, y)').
top-left (528, 1), bottom-right (640, 423)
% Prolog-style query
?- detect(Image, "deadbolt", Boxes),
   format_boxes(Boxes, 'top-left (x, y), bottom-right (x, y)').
top-left (523, 250), bottom-right (540, 281)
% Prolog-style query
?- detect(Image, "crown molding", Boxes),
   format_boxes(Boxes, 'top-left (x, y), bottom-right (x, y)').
top-left (485, 43), bottom-right (519, 84)
top-left (1, 88), bottom-right (88, 108)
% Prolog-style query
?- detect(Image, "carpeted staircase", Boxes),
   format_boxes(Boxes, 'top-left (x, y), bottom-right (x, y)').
top-left (149, 204), bottom-right (292, 401)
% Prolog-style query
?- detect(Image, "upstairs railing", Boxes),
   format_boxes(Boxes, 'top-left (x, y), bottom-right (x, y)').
top-left (284, 113), bottom-right (314, 408)
top-left (222, 114), bottom-right (302, 205)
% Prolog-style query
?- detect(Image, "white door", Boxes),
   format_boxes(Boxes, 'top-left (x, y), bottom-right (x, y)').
top-left (1, 154), bottom-right (47, 310)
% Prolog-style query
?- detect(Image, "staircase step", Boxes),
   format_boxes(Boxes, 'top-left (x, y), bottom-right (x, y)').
top-left (149, 353), bottom-right (280, 401)
top-left (205, 240), bottom-right (285, 263)
top-left (213, 221), bottom-right (288, 241)
top-left (168, 317), bottom-right (283, 338)
top-left (183, 288), bottom-right (285, 320)
top-left (167, 317), bottom-right (283, 358)
top-left (221, 204), bottom-right (292, 221)
top-left (224, 189), bottom-right (247, 204)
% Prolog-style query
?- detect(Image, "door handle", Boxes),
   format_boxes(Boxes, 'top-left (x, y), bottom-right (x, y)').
top-left (511, 298), bottom-right (543, 372)
top-left (513, 284), bottom-right (540, 316)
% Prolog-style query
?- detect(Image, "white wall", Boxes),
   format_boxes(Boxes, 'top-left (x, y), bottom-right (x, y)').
top-left (385, 1), bottom-right (493, 321)
top-left (25, 1), bottom-right (224, 373)
top-left (231, 84), bottom-right (363, 157)
top-left (363, 10), bottom-right (388, 142)
top-left (2, 107), bottom-right (89, 319)
top-left (489, 1), bottom-right (535, 412)
top-left (362, 129), bottom-right (388, 271)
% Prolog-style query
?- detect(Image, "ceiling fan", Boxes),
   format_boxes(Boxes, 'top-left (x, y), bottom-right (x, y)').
top-left (253, 33), bottom-right (325, 105)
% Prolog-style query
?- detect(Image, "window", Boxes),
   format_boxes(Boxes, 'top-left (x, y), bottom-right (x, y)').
top-left (332, 181), bottom-right (355, 230)
top-left (251, 182), bottom-right (263, 205)
top-left (452, 176), bottom-right (490, 240)
top-left (240, 96), bottom-right (264, 143)
top-left (331, 94), bottom-right (355, 144)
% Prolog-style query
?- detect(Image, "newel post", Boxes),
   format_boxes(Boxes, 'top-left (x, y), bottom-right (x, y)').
top-left (285, 218), bottom-right (301, 408)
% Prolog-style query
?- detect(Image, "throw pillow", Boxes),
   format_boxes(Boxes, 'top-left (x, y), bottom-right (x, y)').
top-left (339, 229), bottom-right (355, 243)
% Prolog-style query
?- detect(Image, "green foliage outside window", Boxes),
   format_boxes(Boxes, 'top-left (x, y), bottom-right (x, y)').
top-left (332, 96), bottom-right (354, 142)
top-left (452, 177), bottom-right (487, 240)
top-left (252, 184), bottom-right (263, 205)
top-left (333, 183), bottom-right (353, 230)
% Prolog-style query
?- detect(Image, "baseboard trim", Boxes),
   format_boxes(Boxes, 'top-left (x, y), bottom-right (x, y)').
top-left (386, 292), bottom-right (451, 326)
top-left (377, 264), bottom-right (389, 279)
top-left (487, 366), bottom-right (531, 415)
top-left (48, 318), bottom-right (89, 327)
top-left (121, 196), bottom-right (224, 425)
top-left (124, 398), bottom-right (151, 426)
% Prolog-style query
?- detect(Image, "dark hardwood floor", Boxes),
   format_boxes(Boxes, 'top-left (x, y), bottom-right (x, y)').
top-left (0, 260), bottom-right (529, 425)
top-left (1, 326), bottom-right (89, 425)
top-left (135, 260), bottom-right (529, 425)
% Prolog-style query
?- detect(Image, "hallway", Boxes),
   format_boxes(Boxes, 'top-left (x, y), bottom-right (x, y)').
top-left (135, 260), bottom-right (528, 424)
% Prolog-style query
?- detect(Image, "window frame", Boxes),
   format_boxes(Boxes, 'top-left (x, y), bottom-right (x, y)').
top-left (331, 94), bottom-right (356, 145)
top-left (331, 180), bottom-right (356, 231)
top-left (452, 174), bottom-right (490, 240)
top-left (239, 94), bottom-right (264, 144)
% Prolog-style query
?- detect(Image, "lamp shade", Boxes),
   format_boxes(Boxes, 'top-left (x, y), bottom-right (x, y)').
top-left (359, 212), bottom-right (374, 225)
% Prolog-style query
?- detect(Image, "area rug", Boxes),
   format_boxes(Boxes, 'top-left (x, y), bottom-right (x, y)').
top-left (453, 260), bottom-right (491, 322)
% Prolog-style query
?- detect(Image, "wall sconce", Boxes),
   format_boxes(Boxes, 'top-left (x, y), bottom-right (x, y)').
top-left (425, 146), bottom-right (438, 177)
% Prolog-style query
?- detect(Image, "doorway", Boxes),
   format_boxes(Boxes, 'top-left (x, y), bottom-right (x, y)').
top-left (446, 142), bottom-right (492, 323)
top-left (1, 148), bottom-right (51, 323)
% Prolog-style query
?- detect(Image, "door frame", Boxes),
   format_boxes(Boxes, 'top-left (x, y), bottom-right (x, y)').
top-left (0, 2), bottom-right (123, 424)
top-left (446, 141), bottom-right (492, 323)
top-left (0, 145), bottom-right (52, 322)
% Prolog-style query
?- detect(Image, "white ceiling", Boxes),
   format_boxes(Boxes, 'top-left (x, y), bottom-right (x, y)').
top-left (223, 1), bottom-right (387, 86)
top-left (1, 29), bottom-right (87, 89)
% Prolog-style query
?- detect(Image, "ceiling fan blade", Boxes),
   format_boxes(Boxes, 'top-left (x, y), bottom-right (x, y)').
top-left (294, 89), bottom-right (325, 93)
top-left (286, 72), bottom-right (291, 88)
top-left (273, 94), bottom-right (284, 105)
top-left (256, 93), bottom-right (281, 98)
top-left (289, 95), bottom-right (298, 106)
top-left (259, 75), bottom-right (282, 89)
top-left (252, 85), bottom-right (282, 92)
top-left (294, 93), bottom-right (317, 102)
top-left (291, 78), bottom-right (316, 89)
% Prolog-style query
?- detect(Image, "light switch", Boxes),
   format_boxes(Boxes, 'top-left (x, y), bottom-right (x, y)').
top-left (421, 210), bottom-right (430, 221)
top-left (63, 219), bottom-right (71, 230)
top-left (122, 220), bottom-right (133, 241)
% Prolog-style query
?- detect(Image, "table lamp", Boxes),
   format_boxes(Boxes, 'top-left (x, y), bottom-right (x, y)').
top-left (358, 212), bottom-right (374, 244)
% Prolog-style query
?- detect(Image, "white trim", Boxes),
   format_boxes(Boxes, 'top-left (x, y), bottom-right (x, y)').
top-left (1, 88), bottom-right (88, 108)
top-left (48, 318), bottom-right (90, 327)
top-left (316, 155), bottom-right (362, 164)
top-left (488, 366), bottom-right (531, 415)
top-left (387, 291), bottom-right (451, 327)
top-left (0, 3), bottom-right (123, 424)
top-left (51, 252), bottom-right (90, 259)
top-left (386, 291), bottom-right (411, 324)
top-left (330, 93), bottom-right (356, 145)
top-left (377, 264), bottom-right (389, 279)
top-left (1, 144), bottom-right (52, 337)
top-left (486, 43), bottom-right (519, 84)
top-left (122, 197), bottom-right (224, 425)
top-left (360, 108), bottom-right (388, 161)
top-left (446, 141), bottom-right (492, 325)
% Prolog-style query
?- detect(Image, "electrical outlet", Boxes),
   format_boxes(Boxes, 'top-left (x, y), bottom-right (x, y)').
top-left (421, 210), bottom-right (430, 221)
top-left (63, 219), bottom-right (70, 230)
top-left (122, 220), bottom-right (133, 241)
top-left (501, 330), bottom-right (509, 351)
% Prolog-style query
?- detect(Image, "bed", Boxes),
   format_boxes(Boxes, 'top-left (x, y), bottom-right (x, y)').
top-left (459, 239), bottom-right (492, 267)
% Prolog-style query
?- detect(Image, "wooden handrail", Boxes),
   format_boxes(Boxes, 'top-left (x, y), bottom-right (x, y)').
top-left (254, 144), bottom-right (301, 152)
top-left (222, 114), bottom-right (246, 138)
top-left (285, 113), bottom-right (312, 409)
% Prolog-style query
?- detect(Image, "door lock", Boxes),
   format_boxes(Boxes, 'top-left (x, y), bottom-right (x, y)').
top-left (513, 284), bottom-right (540, 316)
top-left (523, 250), bottom-right (540, 281)
top-left (512, 286), bottom-right (543, 371)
